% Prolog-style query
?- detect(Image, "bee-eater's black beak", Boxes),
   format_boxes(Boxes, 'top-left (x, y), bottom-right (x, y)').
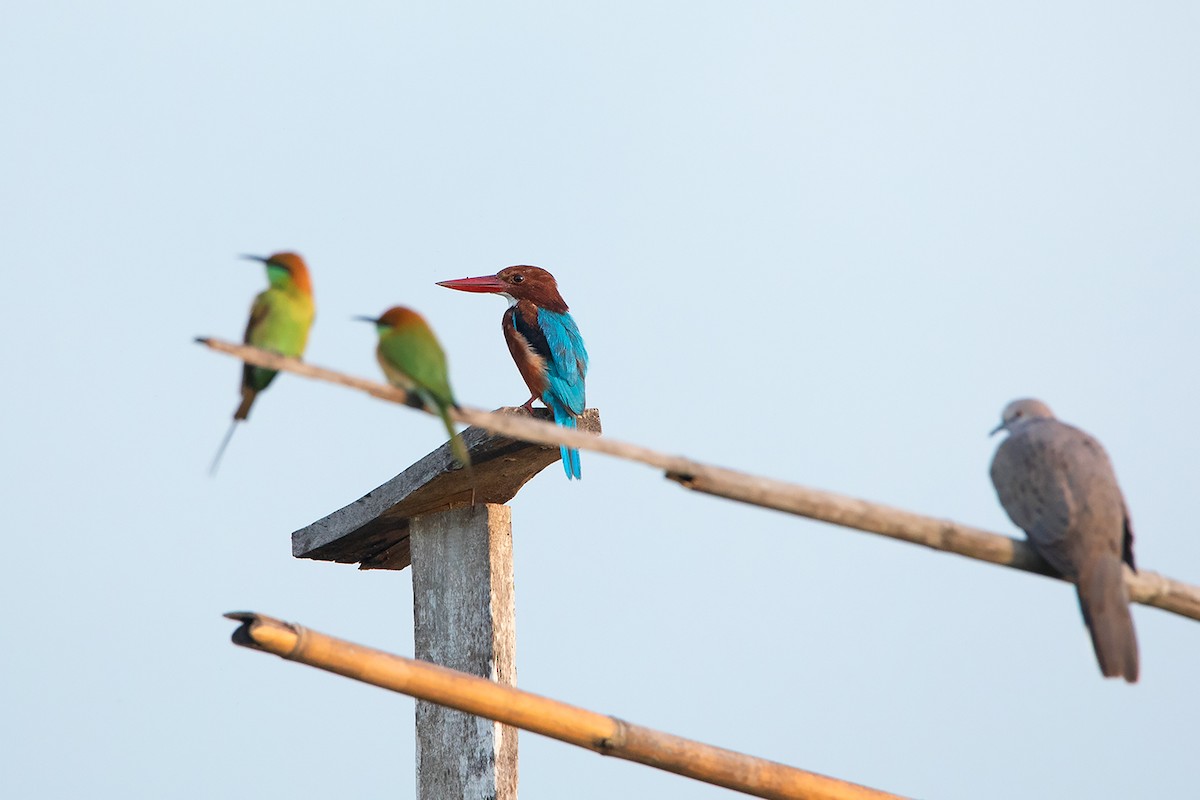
top-left (353, 315), bottom-right (381, 325)
top-left (239, 254), bottom-right (269, 263)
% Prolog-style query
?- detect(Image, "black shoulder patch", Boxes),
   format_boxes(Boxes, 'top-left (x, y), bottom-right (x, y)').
top-left (508, 303), bottom-right (553, 363)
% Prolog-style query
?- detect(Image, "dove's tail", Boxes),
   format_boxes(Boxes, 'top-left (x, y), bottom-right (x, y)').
top-left (1077, 555), bottom-right (1139, 683)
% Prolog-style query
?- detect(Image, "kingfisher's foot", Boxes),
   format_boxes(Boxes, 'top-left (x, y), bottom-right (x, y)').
top-left (521, 397), bottom-right (537, 413)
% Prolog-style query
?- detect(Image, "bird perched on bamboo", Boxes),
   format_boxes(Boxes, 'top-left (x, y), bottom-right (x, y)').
top-left (211, 252), bottom-right (315, 474)
top-left (438, 266), bottom-right (588, 479)
top-left (989, 398), bottom-right (1138, 682)
top-left (358, 306), bottom-right (469, 468)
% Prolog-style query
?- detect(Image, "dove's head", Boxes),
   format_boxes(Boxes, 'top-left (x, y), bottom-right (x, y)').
top-left (990, 398), bottom-right (1055, 436)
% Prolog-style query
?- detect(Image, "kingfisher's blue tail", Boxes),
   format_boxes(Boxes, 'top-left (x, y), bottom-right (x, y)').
top-left (550, 404), bottom-right (581, 479)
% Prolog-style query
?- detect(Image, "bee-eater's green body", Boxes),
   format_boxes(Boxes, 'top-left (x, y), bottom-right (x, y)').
top-left (363, 306), bottom-right (469, 468)
top-left (211, 252), bottom-right (315, 473)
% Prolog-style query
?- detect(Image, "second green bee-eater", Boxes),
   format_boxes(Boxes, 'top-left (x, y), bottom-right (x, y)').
top-left (359, 306), bottom-right (469, 468)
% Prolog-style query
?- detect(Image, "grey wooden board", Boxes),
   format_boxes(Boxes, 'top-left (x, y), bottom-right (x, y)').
top-left (291, 407), bottom-right (601, 570)
top-left (412, 504), bottom-right (517, 800)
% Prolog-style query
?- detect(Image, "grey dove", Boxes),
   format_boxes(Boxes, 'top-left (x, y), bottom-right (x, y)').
top-left (989, 398), bottom-right (1138, 682)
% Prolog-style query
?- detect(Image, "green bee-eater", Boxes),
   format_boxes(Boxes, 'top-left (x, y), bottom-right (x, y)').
top-left (359, 306), bottom-right (469, 468)
top-left (211, 252), bottom-right (316, 474)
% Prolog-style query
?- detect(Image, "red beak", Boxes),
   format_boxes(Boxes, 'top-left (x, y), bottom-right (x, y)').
top-left (437, 275), bottom-right (508, 294)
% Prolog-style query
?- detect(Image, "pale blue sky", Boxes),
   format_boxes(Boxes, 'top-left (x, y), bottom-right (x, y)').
top-left (2, 3), bottom-right (1198, 798)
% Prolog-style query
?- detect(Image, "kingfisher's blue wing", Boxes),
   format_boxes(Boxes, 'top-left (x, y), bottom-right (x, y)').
top-left (536, 309), bottom-right (588, 416)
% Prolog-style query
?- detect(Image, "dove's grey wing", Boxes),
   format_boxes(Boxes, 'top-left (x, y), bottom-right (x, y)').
top-left (990, 422), bottom-right (1078, 578)
top-left (1060, 430), bottom-right (1139, 680)
top-left (1060, 432), bottom-right (1130, 549)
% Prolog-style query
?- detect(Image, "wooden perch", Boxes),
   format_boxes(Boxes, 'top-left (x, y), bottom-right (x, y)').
top-left (198, 338), bottom-right (1200, 623)
top-left (293, 407), bottom-right (602, 569)
top-left (225, 611), bottom-right (907, 800)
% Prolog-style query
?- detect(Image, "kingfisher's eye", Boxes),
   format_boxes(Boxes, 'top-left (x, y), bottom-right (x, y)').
top-left (511, 274), bottom-right (525, 284)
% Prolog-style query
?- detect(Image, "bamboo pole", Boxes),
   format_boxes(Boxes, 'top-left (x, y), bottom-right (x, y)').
top-left (225, 611), bottom-right (907, 800)
top-left (198, 338), bottom-right (1200, 623)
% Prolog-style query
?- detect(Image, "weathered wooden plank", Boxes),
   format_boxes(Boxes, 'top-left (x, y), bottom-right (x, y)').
top-left (290, 407), bottom-right (601, 570)
top-left (411, 504), bottom-right (517, 800)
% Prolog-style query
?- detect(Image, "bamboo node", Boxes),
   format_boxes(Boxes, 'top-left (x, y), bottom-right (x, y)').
top-left (285, 623), bottom-right (310, 660)
top-left (665, 471), bottom-right (696, 487)
top-left (594, 716), bottom-right (631, 755)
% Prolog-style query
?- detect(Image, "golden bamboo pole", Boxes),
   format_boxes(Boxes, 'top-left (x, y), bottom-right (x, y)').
top-left (198, 338), bottom-right (1200, 623)
top-left (226, 611), bottom-right (907, 800)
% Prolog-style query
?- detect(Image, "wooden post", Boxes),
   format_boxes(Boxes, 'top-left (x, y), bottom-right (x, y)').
top-left (290, 407), bottom-right (602, 798)
top-left (411, 504), bottom-right (517, 800)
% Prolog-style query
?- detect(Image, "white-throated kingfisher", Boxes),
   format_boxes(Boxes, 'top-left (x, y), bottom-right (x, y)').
top-left (358, 306), bottom-right (470, 468)
top-left (211, 252), bottom-right (315, 474)
top-left (437, 266), bottom-right (588, 479)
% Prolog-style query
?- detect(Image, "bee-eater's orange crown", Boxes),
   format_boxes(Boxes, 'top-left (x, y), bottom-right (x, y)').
top-left (265, 252), bottom-right (313, 296)
top-left (376, 306), bottom-right (428, 330)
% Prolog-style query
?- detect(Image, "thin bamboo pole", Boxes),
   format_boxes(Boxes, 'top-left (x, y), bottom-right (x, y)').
top-left (198, 338), bottom-right (1200, 623)
top-left (225, 611), bottom-right (907, 800)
